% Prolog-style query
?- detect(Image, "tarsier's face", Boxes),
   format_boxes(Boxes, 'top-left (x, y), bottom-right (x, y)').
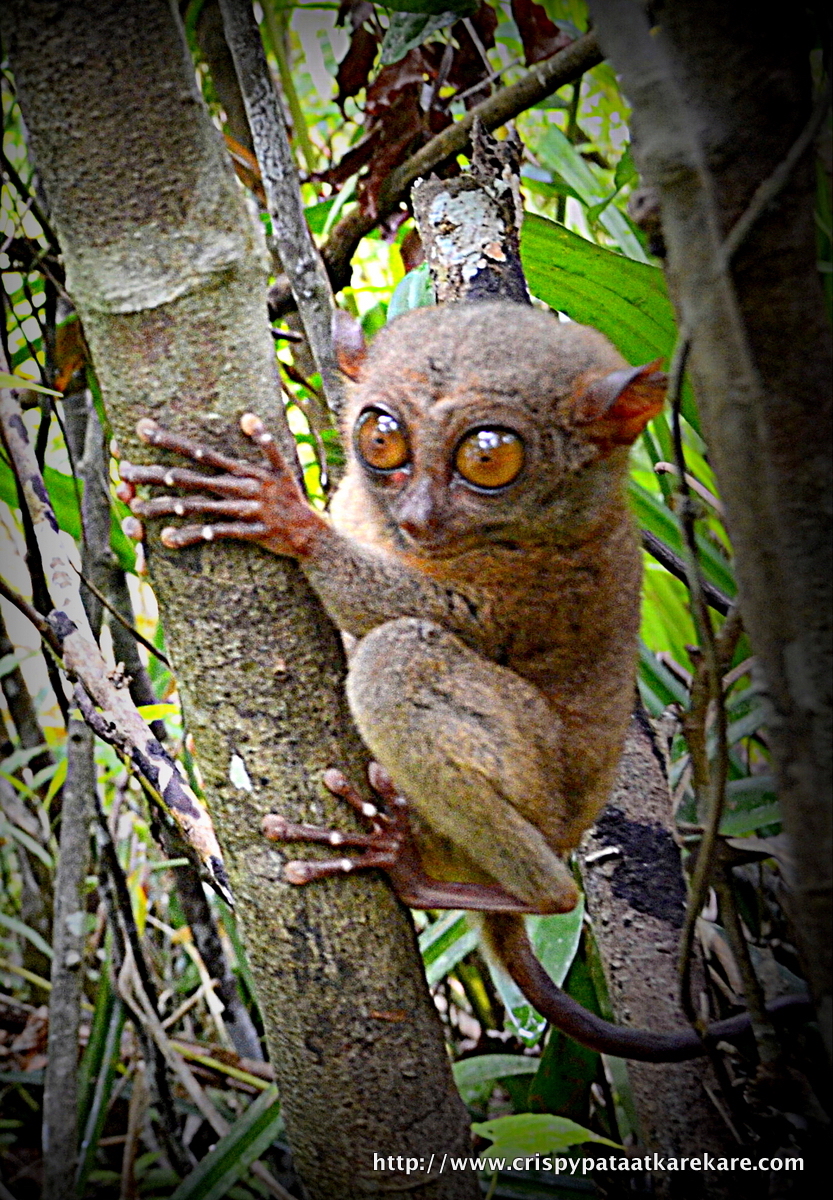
top-left (345, 302), bottom-right (648, 557)
top-left (350, 393), bottom-right (536, 555)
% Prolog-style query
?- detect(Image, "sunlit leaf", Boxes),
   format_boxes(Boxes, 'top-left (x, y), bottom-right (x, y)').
top-left (537, 125), bottom-right (649, 261)
top-left (0, 373), bottom-right (61, 396)
top-left (472, 1112), bottom-right (621, 1157)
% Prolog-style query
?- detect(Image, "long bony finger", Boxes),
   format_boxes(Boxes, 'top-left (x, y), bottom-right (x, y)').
top-left (240, 412), bottom-right (292, 475)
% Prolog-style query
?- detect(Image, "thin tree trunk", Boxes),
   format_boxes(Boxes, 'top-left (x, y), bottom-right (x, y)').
top-left (3, 2), bottom-right (476, 1195)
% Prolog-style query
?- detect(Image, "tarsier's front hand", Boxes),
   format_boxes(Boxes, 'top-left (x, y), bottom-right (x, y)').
top-left (118, 415), bottom-right (325, 559)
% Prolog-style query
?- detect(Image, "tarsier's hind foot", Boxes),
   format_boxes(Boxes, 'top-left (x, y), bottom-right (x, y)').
top-left (264, 764), bottom-right (538, 913)
top-left (262, 764), bottom-right (408, 884)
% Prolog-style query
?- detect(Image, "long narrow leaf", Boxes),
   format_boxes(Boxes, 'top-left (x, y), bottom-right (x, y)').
top-left (537, 125), bottom-right (649, 262)
top-left (168, 1086), bottom-right (282, 1200)
top-left (0, 912), bottom-right (53, 959)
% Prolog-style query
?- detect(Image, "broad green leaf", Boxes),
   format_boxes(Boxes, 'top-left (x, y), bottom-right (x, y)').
top-left (0, 460), bottom-right (81, 540)
top-left (528, 952), bottom-right (599, 1122)
top-left (381, 10), bottom-right (460, 64)
top-left (0, 455), bottom-right (136, 573)
top-left (486, 958), bottom-right (547, 1046)
top-left (641, 560), bottom-right (697, 668)
top-left (472, 1113), bottom-right (621, 1157)
top-left (537, 125), bottom-right (649, 262)
top-left (522, 213), bottom-right (672, 350)
top-left (454, 1054), bottom-right (539, 1088)
top-left (169, 1087), bottom-right (282, 1200)
top-left (521, 213), bottom-right (702, 434)
top-left (453, 1054), bottom-right (538, 1105)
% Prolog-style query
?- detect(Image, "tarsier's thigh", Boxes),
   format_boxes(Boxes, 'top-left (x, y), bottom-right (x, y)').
top-left (346, 617), bottom-right (573, 910)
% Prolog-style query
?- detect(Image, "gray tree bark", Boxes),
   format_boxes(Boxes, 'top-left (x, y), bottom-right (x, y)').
top-left (3, 2), bottom-right (476, 1195)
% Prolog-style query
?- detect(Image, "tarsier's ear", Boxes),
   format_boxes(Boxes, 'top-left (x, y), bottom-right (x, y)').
top-left (573, 359), bottom-right (667, 447)
top-left (332, 309), bottom-right (368, 380)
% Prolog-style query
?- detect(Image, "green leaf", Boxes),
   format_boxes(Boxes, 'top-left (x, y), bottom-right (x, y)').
top-left (528, 953), bottom-right (599, 1122)
top-left (527, 896), bottom-right (584, 988)
top-left (453, 1054), bottom-right (538, 1105)
top-left (419, 910), bottom-right (478, 985)
top-left (727, 706), bottom-right (768, 746)
top-left (381, 10), bottom-right (460, 64)
top-left (0, 372), bottom-right (61, 397)
top-left (585, 190), bottom-right (619, 225)
top-left (628, 479), bottom-right (736, 599)
top-left (0, 912), bottom-right (53, 959)
top-left (522, 213), bottom-right (670, 349)
top-left (0, 459), bottom-right (80, 539)
top-left (481, 913), bottom-right (584, 1046)
top-left (387, 264), bottom-right (436, 321)
top-left (719, 777), bottom-right (780, 837)
top-left (0, 816), bottom-right (53, 870)
top-left (641, 560), bottom-right (697, 669)
top-left (76, 993), bottom-right (127, 1197)
top-left (169, 1087), bottom-right (282, 1200)
top-left (537, 126), bottom-right (649, 262)
top-left (521, 213), bottom-right (701, 434)
top-left (614, 144), bottom-right (637, 191)
top-left (304, 197), bottom-right (336, 235)
top-left (719, 804), bottom-right (782, 838)
top-left (472, 1113), bottom-right (621, 1158)
top-left (0, 452), bottom-right (135, 574)
top-left (638, 641), bottom-right (689, 714)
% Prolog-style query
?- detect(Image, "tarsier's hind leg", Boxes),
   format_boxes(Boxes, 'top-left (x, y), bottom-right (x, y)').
top-left (346, 617), bottom-right (579, 914)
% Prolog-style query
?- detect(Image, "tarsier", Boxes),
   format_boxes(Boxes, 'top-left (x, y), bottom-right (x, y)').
top-left (120, 301), bottom-right (788, 1061)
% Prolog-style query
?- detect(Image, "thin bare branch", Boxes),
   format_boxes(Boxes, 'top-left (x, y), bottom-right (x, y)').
top-left (218, 0), bottom-right (345, 416)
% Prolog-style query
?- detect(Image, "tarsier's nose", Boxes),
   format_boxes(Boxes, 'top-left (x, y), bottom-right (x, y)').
top-left (396, 476), bottom-right (444, 543)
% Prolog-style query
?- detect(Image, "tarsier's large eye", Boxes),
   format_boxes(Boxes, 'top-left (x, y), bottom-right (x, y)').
top-left (355, 408), bottom-right (410, 472)
top-left (454, 427), bottom-right (525, 489)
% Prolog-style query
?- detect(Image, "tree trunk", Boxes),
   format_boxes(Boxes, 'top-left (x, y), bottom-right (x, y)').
top-left (3, 2), bottom-right (476, 1195)
top-left (589, 0), bottom-right (832, 1054)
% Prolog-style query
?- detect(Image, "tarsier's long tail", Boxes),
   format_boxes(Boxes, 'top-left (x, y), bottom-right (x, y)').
top-left (483, 913), bottom-right (812, 1063)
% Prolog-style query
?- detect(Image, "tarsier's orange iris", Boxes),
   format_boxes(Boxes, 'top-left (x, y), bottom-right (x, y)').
top-left (356, 408), bottom-right (410, 471)
top-left (455, 428), bottom-right (525, 489)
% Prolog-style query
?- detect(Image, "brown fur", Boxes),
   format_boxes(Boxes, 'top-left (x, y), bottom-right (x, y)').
top-left (312, 301), bottom-right (664, 909)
